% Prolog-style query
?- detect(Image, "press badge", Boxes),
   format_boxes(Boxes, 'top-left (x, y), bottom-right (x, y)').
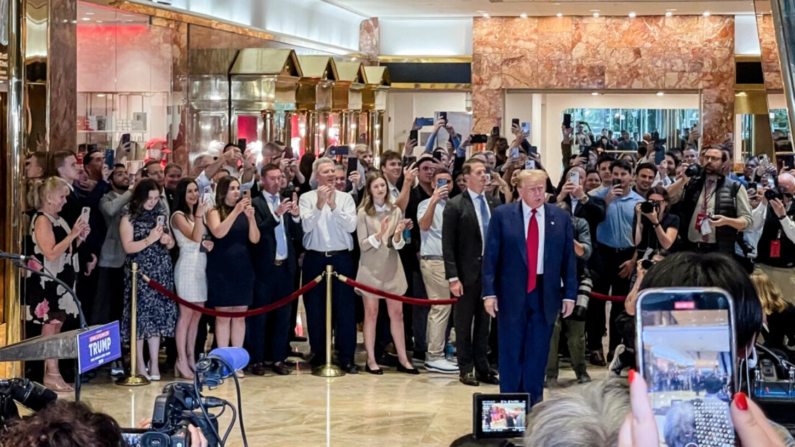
top-left (771, 230), bottom-right (782, 258)
top-left (699, 215), bottom-right (712, 236)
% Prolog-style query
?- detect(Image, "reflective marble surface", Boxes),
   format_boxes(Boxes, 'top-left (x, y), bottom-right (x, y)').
top-left (73, 342), bottom-right (607, 446)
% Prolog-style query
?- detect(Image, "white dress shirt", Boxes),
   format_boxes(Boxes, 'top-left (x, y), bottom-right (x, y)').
top-left (417, 198), bottom-right (445, 257)
top-left (748, 200), bottom-right (795, 243)
top-left (522, 201), bottom-right (545, 275)
top-left (387, 181), bottom-right (400, 205)
top-left (196, 169), bottom-right (255, 193)
top-left (299, 189), bottom-right (357, 251)
top-left (264, 191), bottom-right (301, 261)
top-left (368, 203), bottom-right (407, 250)
top-left (468, 188), bottom-right (492, 253)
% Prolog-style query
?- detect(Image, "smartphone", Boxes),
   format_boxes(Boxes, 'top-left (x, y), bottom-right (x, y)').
top-left (437, 178), bottom-right (448, 189)
top-left (471, 134), bottom-right (489, 144)
top-left (284, 146), bottom-right (294, 159)
top-left (636, 288), bottom-right (737, 447)
top-left (405, 156), bottom-right (417, 167)
top-left (80, 207), bottom-right (91, 223)
top-left (768, 177), bottom-right (775, 188)
top-left (243, 190), bottom-right (251, 201)
top-left (612, 179), bottom-right (622, 187)
top-left (569, 170), bottom-right (580, 184)
top-left (409, 129), bottom-right (419, 143)
top-left (563, 113), bottom-right (572, 128)
top-left (202, 186), bottom-right (212, 204)
top-left (237, 138), bottom-right (247, 150)
top-left (104, 149), bottom-right (115, 169)
top-left (491, 126), bottom-right (500, 137)
top-left (415, 117), bottom-right (434, 127)
top-left (440, 112), bottom-right (448, 124)
top-left (432, 151), bottom-right (444, 161)
top-left (525, 159), bottom-right (536, 170)
top-left (121, 133), bottom-right (131, 152)
top-left (156, 215), bottom-right (165, 227)
top-left (747, 182), bottom-right (757, 192)
top-left (473, 393), bottom-right (530, 440)
top-left (510, 147), bottom-right (519, 160)
top-left (486, 172), bottom-right (492, 182)
top-left (521, 122), bottom-right (530, 134)
top-left (512, 118), bottom-right (520, 129)
top-left (347, 157), bottom-right (359, 176)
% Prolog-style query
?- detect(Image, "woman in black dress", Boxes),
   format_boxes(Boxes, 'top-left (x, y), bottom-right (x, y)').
top-left (120, 179), bottom-right (177, 380)
top-left (206, 177), bottom-right (259, 367)
top-left (27, 177), bottom-right (90, 392)
top-left (633, 185), bottom-right (679, 257)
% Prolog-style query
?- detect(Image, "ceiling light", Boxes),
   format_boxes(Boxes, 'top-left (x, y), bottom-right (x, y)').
top-left (736, 92), bottom-right (747, 96)
top-left (703, 11), bottom-right (710, 17)
top-left (665, 12), bottom-right (673, 17)
top-left (483, 13), bottom-right (490, 18)
top-left (85, 12), bottom-right (94, 15)
top-left (520, 13), bottom-right (527, 19)
top-left (556, 12), bottom-right (563, 17)
top-left (628, 12), bottom-right (636, 18)
top-left (97, 94), bottom-right (105, 97)
top-left (656, 92), bottom-right (665, 96)
top-left (592, 92), bottom-right (600, 96)
top-left (81, 17), bottom-right (90, 21)
top-left (593, 12), bottom-right (600, 17)
top-left (96, 20), bottom-right (103, 23)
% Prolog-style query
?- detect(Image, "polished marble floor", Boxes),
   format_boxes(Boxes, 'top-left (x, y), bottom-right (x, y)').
top-left (72, 341), bottom-right (608, 447)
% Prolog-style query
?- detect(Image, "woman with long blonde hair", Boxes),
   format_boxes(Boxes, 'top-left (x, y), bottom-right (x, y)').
top-left (355, 172), bottom-right (418, 375)
top-left (750, 270), bottom-right (795, 360)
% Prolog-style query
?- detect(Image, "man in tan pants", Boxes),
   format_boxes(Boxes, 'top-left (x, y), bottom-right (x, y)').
top-left (418, 170), bottom-right (459, 374)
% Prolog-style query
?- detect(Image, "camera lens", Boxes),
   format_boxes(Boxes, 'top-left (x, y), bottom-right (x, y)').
top-left (641, 259), bottom-right (654, 270)
top-left (640, 201), bottom-right (654, 214)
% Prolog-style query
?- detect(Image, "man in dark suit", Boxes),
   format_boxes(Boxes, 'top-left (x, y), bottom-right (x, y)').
top-left (443, 158), bottom-right (501, 386)
top-left (483, 169), bottom-right (578, 405)
top-left (248, 163), bottom-right (302, 376)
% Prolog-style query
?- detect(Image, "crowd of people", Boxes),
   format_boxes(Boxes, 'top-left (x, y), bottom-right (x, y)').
top-left (19, 117), bottom-right (795, 399)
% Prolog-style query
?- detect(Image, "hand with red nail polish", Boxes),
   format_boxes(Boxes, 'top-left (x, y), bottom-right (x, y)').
top-left (618, 370), bottom-right (660, 447)
top-left (730, 392), bottom-right (786, 447)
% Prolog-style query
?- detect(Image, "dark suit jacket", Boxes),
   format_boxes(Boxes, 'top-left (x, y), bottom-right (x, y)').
top-left (251, 194), bottom-right (303, 277)
top-left (442, 190), bottom-right (501, 286)
top-left (482, 202), bottom-right (578, 325)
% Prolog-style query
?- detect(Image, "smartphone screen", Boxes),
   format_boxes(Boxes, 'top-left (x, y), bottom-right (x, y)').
top-left (237, 138), bottom-right (247, 150)
top-left (121, 133), bottom-right (131, 152)
top-left (767, 177), bottom-right (775, 188)
top-left (491, 126), bottom-right (500, 137)
top-left (440, 112), bottom-right (448, 124)
top-left (521, 122), bottom-right (530, 134)
top-left (512, 118), bottom-right (520, 128)
top-left (510, 147), bottom-right (519, 160)
top-left (417, 118), bottom-right (434, 127)
top-left (636, 288), bottom-right (737, 447)
top-left (243, 190), bottom-right (251, 201)
top-left (569, 170), bottom-right (580, 184)
top-left (156, 215), bottom-right (165, 227)
top-left (563, 113), bottom-right (572, 128)
top-left (525, 160), bottom-right (536, 170)
top-left (347, 157), bottom-right (359, 176)
top-left (409, 129), bottom-right (418, 142)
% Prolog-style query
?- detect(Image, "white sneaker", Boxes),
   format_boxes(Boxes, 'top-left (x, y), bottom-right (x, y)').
top-left (425, 358), bottom-right (460, 374)
top-left (110, 361), bottom-right (124, 377)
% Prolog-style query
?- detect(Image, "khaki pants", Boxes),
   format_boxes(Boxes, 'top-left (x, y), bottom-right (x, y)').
top-left (757, 264), bottom-right (795, 306)
top-left (421, 259), bottom-right (452, 362)
top-left (546, 315), bottom-right (587, 380)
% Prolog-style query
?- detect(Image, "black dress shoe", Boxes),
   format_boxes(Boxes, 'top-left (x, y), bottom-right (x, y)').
top-left (365, 365), bottom-right (383, 375)
top-left (477, 372), bottom-right (500, 385)
top-left (459, 372), bottom-right (480, 386)
top-left (251, 363), bottom-right (268, 376)
top-left (397, 364), bottom-right (420, 375)
top-left (340, 362), bottom-right (359, 374)
top-left (589, 350), bottom-right (607, 367)
top-left (272, 362), bottom-right (291, 376)
top-left (411, 350), bottom-right (426, 362)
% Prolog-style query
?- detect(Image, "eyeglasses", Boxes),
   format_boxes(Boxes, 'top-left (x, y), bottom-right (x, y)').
top-left (703, 155), bottom-right (722, 162)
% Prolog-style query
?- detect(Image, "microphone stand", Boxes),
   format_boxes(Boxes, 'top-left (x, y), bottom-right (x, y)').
top-left (4, 255), bottom-right (90, 401)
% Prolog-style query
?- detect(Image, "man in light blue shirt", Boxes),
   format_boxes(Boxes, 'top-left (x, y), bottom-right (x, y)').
top-left (587, 159), bottom-right (644, 366)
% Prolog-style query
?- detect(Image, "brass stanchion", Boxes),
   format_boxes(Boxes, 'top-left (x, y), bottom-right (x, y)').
top-left (117, 263), bottom-right (150, 386)
top-left (312, 265), bottom-right (345, 377)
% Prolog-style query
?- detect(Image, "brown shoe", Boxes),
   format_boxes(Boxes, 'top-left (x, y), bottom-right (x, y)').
top-left (459, 371), bottom-right (480, 387)
top-left (589, 350), bottom-right (607, 367)
top-left (272, 362), bottom-right (291, 376)
top-left (251, 363), bottom-right (268, 376)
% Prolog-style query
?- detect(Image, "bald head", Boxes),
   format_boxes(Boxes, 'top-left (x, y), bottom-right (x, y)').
top-left (779, 173), bottom-right (795, 198)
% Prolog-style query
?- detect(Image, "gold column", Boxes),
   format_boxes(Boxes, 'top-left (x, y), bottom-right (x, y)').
top-left (340, 112), bottom-right (349, 145)
top-left (3, 0), bottom-right (26, 377)
top-left (376, 111), bottom-right (385, 155)
top-left (312, 265), bottom-right (344, 377)
top-left (368, 112), bottom-right (377, 150)
top-left (282, 111), bottom-right (293, 145)
top-left (320, 111), bottom-right (329, 151)
top-left (307, 112), bottom-right (317, 154)
top-left (263, 110), bottom-right (275, 144)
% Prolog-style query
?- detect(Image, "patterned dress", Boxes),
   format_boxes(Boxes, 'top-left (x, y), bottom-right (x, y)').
top-left (122, 204), bottom-right (178, 342)
top-left (26, 212), bottom-right (80, 325)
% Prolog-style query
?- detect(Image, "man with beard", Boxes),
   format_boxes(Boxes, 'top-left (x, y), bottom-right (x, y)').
top-left (633, 163), bottom-right (656, 198)
top-left (678, 146), bottom-right (753, 255)
top-left (164, 163), bottom-right (183, 212)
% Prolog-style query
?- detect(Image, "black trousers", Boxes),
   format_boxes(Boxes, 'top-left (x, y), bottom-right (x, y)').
top-left (90, 266), bottom-right (125, 326)
top-left (455, 278), bottom-right (490, 375)
top-left (587, 244), bottom-right (635, 353)
top-left (303, 251), bottom-right (356, 365)
top-left (246, 263), bottom-right (294, 364)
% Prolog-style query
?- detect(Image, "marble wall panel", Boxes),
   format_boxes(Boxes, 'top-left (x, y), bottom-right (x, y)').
top-left (472, 15), bottom-right (735, 145)
top-left (77, 26), bottom-right (117, 92)
top-left (359, 18), bottom-right (379, 58)
top-left (50, 0), bottom-right (77, 151)
top-left (756, 14), bottom-right (783, 90)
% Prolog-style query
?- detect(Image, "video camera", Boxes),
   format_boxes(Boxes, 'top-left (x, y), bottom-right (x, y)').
top-left (0, 378), bottom-right (57, 427)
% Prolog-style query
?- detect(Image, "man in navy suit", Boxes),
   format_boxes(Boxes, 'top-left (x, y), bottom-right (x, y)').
top-left (482, 169), bottom-right (578, 405)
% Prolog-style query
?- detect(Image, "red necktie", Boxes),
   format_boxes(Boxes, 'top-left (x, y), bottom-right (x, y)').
top-left (527, 209), bottom-right (539, 293)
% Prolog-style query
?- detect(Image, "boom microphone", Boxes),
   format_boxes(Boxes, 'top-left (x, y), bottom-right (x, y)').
top-left (0, 251), bottom-right (28, 262)
top-left (195, 347), bottom-right (250, 386)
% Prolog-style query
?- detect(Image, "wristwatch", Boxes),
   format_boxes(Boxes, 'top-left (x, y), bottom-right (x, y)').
top-left (652, 223), bottom-right (660, 229)
top-left (778, 214), bottom-right (787, 221)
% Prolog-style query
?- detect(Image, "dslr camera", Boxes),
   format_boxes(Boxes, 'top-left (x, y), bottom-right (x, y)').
top-left (640, 200), bottom-right (660, 214)
top-left (765, 187), bottom-right (784, 202)
top-left (685, 163), bottom-right (705, 179)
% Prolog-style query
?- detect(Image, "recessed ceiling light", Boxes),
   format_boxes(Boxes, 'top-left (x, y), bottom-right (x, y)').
top-left (593, 12), bottom-right (599, 17)
top-left (556, 12), bottom-right (563, 17)
top-left (97, 94), bottom-right (105, 97)
top-left (629, 12), bottom-right (636, 18)
top-left (81, 17), bottom-right (90, 21)
top-left (483, 13), bottom-right (490, 18)
top-left (703, 11), bottom-right (710, 17)
top-left (85, 12), bottom-right (94, 15)
top-left (520, 13), bottom-right (527, 19)
top-left (592, 92), bottom-right (600, 96)
top-left (736, 92), bottom-right (747, 96)
top-left (657, 92), bottom-right (665, 96)
top-left (96, 20), bottom-right (103, 23)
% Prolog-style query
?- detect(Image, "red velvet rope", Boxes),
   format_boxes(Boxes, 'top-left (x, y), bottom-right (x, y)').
top-left (589, 291), bottom-right (627, 302)
top-left (141, 274), bottom-right (323, 318)
top-left (336, 274), bottom-right (459, 305)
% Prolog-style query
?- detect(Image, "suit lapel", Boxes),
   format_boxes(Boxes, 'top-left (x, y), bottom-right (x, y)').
top-left (543, 204), bottom-right (555, 267)
top-left (515, 203), bottom-right (528, 266)
top-left (461, 192), bottom-right (482, 245)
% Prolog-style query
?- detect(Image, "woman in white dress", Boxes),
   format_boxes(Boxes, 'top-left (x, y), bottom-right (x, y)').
top-left (171, 178), bottom-right (210, 380)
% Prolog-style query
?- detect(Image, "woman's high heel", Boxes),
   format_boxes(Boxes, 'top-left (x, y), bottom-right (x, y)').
top-left (366, 365), bottom-right (383, 375)
top-left (397, 364), bottom-right (420, 375)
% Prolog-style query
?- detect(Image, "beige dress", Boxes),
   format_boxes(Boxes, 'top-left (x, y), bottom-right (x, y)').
top-left (355, 205), bottom-right (408, 298)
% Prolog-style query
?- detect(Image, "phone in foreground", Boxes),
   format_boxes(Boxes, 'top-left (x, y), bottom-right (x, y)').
top-left (635, 288), bottom-right (738, 447)
top-left (471, 134), bottom-right (489, 144)
top-left (473, 393), bottom-right (529, 440)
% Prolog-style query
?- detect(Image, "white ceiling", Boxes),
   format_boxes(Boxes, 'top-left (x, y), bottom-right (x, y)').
top-left (323, 0), bottom-right (755, 18)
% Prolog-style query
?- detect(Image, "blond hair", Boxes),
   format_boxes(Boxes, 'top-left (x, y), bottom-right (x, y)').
top-left (750, 269), bottom-right (787, 315)
top-left (27, 177), bottom-right (69, 211)
top-left (516, 169), bottom-right (548, 187)
top-left (353, 144), bottom-right (370, 157)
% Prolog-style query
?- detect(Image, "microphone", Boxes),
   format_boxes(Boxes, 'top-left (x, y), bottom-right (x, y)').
top-left (0, 251), bottom-right (28, 262)
top-left (195, 347), bottom-right (250, 385)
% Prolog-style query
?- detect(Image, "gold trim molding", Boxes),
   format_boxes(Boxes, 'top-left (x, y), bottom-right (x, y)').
top-left (378, 55), bottom-right (473, 64)
top-left (391, 83), bottom-right (472, 90)
top-left (735, 55), bottom-right (763, 63)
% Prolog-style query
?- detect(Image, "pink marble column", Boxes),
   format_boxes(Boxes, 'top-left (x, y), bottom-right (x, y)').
top-left (49, 0), bottom-right (77, 151)
top-left (359, 18), bottom-right (379, 66)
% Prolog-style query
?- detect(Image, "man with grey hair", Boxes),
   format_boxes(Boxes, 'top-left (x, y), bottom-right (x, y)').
top-left (299, 157), bottom-right (359, 373)
top-left (749, 172), bottom-right (795, 305)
